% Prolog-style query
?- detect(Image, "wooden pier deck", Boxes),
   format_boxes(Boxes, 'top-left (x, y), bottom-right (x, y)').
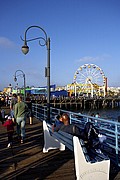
top-left (0, 107), bottom-right (120, 180)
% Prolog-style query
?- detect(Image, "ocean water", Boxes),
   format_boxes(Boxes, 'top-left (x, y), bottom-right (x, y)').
top-left (75, 108), bottom-right (120, 121)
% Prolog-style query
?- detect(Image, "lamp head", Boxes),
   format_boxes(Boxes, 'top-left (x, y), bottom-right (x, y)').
top-left (21, 45), bottom-right (29, 55)
top-left (14, 77), bottom-right (17, 82)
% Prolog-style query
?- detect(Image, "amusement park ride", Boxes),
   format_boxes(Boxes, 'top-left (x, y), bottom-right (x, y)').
top-left (68, 64), bottom-right (107, 98)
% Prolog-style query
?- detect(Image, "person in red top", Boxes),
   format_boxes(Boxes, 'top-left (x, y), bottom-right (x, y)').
top-left (3, 115), bottom-right (15, 147)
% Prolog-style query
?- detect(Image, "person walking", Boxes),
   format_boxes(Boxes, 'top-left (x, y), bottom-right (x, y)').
top-left (14, 95), bottom-right (29, 144)
top-left (0, 107), bottom-right (6, 124)
top-left (2, 115), bottom-right (15, 147)
top-left (25, 93), bottom-right (33, 125)
top-left (10, 93), bottom-right (17, 123)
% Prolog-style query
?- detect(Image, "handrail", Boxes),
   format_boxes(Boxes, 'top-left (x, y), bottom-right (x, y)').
top-left (32, 103), bottom-right (120, 166)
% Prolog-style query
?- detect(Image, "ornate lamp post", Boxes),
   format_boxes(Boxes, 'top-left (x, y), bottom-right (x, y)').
top-left (14, 70), bottom-right (26, 101)
top-left (21, 25), bottom-right (50, 122)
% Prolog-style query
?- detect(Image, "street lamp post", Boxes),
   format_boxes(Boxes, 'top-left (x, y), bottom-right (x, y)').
top-left (14, 70), bottom-right (26, 101)
top-left (21, 25), bottom-right (50, 122)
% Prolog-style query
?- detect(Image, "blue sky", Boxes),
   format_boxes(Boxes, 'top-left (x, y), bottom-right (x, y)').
top-left (0, 0), bottom-right (120, 91)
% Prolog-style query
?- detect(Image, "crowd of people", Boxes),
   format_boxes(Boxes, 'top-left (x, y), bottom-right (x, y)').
top-left (0, 93), bottom-right (33, 147)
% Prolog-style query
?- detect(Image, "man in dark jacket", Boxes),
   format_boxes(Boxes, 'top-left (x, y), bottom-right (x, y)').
top-left (56, 113), bottom-right (100, 149)
top-left (55, 113), bottom-right (83, 138)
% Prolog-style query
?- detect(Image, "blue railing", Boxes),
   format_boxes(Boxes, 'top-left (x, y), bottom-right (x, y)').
top-left (32, 103), bottom-right (120, 166)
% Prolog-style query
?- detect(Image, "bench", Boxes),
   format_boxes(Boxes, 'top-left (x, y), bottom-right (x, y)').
top-left (43, 120), bottom-right (110, 180)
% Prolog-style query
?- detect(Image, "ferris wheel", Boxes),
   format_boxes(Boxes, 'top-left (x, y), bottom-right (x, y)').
top-left (73, 64), bottom-right (106, 86)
